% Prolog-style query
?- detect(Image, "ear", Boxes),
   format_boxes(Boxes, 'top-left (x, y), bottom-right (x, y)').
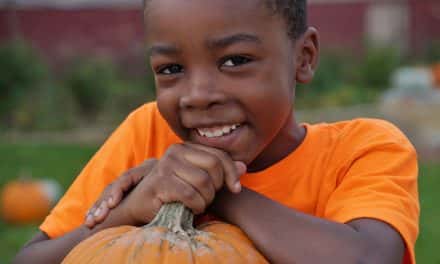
top-left (295, 27), bottom-right (320, 84)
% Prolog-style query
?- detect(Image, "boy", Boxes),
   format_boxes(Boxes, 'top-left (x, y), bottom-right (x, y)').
top-left (14, 0), bottom-right (419, 263)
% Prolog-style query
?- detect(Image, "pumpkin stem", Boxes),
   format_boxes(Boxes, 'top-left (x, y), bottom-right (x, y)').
top-left (146, 202), bottom-right (196, 236)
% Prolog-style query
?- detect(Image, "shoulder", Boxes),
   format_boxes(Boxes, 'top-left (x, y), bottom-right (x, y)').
top-left (306, 118), bottom-right (417, 176)
top-left (122, 101), bottom-right (180, 158)
top-left (125, 101), bottom-right (160, 123)
top-left (314, 118), bottom-right (415, 151)
top-left (122, 101), bottom-right (171, 133)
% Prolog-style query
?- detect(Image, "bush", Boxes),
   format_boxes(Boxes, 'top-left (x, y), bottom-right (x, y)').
top-left (15, 83), bottom-right (76, 130)
top-left (63, 58), bottom-right (118, 120)
top-left (422, 41), bottom-right (440, 64)
top-left (296, 47), bottom-right (402, 109)
top-left (296, 52), bottom-right (357, 108)
top-left (0, 41), bottom-right (50, 126)
top-left (358, 46), bottom-right (401, 91)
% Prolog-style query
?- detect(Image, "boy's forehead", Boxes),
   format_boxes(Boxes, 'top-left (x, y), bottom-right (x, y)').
top-left (144, 0), bottom-right (283, 42)
top-left (145, 0), bottom-right (271, 22)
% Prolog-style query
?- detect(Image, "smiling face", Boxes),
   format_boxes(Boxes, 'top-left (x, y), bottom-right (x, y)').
top-left (145, 0), bottom-right (308, 171)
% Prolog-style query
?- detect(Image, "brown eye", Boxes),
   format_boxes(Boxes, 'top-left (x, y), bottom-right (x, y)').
top-left (157, 64), bottom-right (184, 75)
top-left (222, 56), bottom-right (252, 67)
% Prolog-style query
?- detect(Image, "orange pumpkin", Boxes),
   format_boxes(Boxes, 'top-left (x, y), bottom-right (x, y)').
top-left (0, 179), bottom-right (61, 224)
top-left (432, 63), bottom-right (440, 89)
top-left (63, 202), bottom-right (268, 263)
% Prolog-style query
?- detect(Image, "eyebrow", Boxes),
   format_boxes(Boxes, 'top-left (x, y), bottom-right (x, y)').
top-left (148, 33), bottom-right (262, 56)
top-left (207, 33), bottom-right (262, 49)
top-left (148, 44), bottom-right (180, 57)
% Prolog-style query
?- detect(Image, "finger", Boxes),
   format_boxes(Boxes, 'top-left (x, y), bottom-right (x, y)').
top-left (107, 171), bottom-right (142, 208)
top-left (137, 158), bottom-right (158, 183)
top-left (180, 144), bottom-right (224, 190)
top-left (158, 174), bottom-right (207, 215)
top-left (186, 143), bottom-right (246, 193)
top-left (93, 200), bottom-right (110, 224)
top-left (85, 213), bottom-right (95, 228)
top-left (173, 160), bottom-right (216, 206)
top-left (108, 159), bottom-right (157, 208)
top-left (107, 177), bottom-right (131, 208)
top-left (85, 202), bottom-right (100, 221)
top-left (234, 161), bottom-right (247, 175)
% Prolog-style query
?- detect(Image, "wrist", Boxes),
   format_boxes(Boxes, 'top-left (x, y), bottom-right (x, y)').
top-left (210, 186), bottom-right (240, 219)
top-left (122, 187), bottom-right (158, 226)
top-left (119, 198), bottom-right (144, 227)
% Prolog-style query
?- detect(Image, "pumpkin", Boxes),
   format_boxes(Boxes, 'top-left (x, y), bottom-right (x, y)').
top-left (432, 63), bottom-right (440, 89)
top-left (63, 202), bottom-right (268, 263)
top-left (0, 178), bottom-right (61, 224)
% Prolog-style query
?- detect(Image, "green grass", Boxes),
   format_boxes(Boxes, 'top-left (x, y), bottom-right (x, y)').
top-left (416, 164), bottom-right (440, 264)
top-left (0, 142), bottom-right (98, 263)
top-left (0, 142), bottom-right (439, 263)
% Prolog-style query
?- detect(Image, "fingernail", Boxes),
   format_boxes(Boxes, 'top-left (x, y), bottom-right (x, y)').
top-left (235, 161), bottom-right (247, 175)
top-left (94, 208), bottom-right (101, 217)
top-left (108, 197), bottom-right (113, 205)
top-left (234, 182), bottom-right (242, 192)
top-left (86, 214), bottom-right (93, 224)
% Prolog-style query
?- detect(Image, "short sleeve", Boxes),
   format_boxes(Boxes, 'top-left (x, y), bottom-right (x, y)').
top-left (324, 120), bottom-right (419, 264)
top-left (39, 114), bottom-right (137, 238)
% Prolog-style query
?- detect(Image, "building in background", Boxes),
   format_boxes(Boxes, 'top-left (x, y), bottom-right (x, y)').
top-left (0, 0), bottom-right (439, 73)
top-left (309, 0), bottom-right (440, 54)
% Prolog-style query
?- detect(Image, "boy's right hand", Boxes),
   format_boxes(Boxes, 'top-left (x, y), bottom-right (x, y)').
top-left (85, 158), bottom-right (158, 228)
top-left (86, 143), bottom-right (246, 228)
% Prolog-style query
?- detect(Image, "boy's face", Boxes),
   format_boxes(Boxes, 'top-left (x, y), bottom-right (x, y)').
top-left (146, 0), bottom-right (304, 169)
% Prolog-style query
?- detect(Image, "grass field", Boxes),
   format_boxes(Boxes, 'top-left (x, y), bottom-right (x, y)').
top-left (0, 142), bottom-right (439, 263)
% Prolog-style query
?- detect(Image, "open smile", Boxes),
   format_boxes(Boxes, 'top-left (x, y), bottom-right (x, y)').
top-left (196, 123), bottom-right (241, 138)
top-left (190, 123), bottom-right (246, 150)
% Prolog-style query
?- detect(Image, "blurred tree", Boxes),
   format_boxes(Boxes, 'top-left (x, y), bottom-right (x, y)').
top-left (0, 41), bottom-right (49, 127)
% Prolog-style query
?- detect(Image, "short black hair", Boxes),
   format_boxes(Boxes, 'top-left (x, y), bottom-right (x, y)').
top-left (143, 0), bottom-right (307, 39)
top-left (265, 0), bottom-right (307, 38)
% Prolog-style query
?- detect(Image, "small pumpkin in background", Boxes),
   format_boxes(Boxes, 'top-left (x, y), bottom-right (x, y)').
top-left (0, 178), bottom-right (61, 224)
top-left (63, 202), bottom-right (268, 264)
top-left (432, 63), bottom-right (440, 89)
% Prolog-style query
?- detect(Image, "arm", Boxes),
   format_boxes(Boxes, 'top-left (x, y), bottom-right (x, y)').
top-left (14, 143), bottom-right (245, 264)
top-left (211, 187), bottom-right (404, 264)
top-left (14, 157), bottom-right (159, 264)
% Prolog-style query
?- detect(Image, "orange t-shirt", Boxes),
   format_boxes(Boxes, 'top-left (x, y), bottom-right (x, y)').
top-left (40, 102), bottom-right (419, 263)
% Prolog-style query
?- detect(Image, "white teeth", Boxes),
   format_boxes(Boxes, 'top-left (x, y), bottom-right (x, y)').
top-left (197, 124), bottom-right (240, 138)
top-left (222, 126), bottom-right (231, 134)
top-left (213, 130), bottom-right (223, 137)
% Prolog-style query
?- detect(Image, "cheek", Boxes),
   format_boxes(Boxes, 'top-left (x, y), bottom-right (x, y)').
top-left (251, 66), bottom-right (293, 111)
top-left (156, 90), bottom-right (186, 137)
top-left (250, 67), bottom-right (294, 134)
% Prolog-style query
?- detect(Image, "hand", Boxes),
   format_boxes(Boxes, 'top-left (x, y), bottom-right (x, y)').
top-left (84, 159), bottom-right (157, 228)
top-left (122, 142), bottom-right (246, 225)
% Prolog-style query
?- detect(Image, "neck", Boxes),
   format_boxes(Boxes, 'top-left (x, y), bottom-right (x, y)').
top-left (247, 113), bottom-right (305, 172)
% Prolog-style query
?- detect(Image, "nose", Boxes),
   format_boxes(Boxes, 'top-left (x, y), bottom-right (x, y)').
top-left (179, 70), bottom-right (226, 110)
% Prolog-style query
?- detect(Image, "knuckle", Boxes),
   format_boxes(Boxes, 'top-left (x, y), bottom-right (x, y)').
top-left (104, 183), bottom-right (114, 194)
top-left (143, 158), bottom-right (158, 167)
top-left (205, 155), bottom-right (220, 168)
top-left (181, 188), bottom-right (196, 201)
top-left (166, 144), bottom-right (182, 155)
top-left (213, 147), bottom-right (228, 159)
top-left (123, 169), bottom-right (135, 180)
top-left (193, 201), bottom-right (206, 214)
top-left (197, 173), bottom-right (212, 189)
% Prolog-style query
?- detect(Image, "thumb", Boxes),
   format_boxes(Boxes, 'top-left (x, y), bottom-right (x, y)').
top-left (235, 161), bottom-right (247, 176)
top-left (231, 161), bottom-right (246, 193)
